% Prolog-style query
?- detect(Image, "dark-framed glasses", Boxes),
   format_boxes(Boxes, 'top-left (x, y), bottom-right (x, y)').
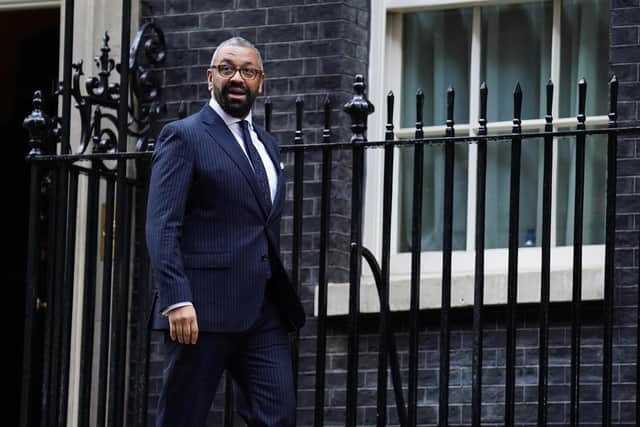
top-left (211, 63), bottom-right (263, 80)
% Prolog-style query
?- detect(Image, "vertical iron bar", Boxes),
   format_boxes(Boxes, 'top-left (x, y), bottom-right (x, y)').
top-left (78, 163), bottom-right (101, 427)
top-left (344, 75), bottom-right (373, 427)
top-left (109, 1), bottom-right (132, 423)
top-left (376, 91), bottom-right (397, 427)
top-left (439, 86), bottom-right (455, 427)
top-left (121, 183), bottom-right (134, 423)
top-left (20, 164), bottom-right (42, 427)
top-left (538, 80), bottom-right (554, 427)
top-left (292, 97), bottom-right (304, 393)
top-left (570, 79), bottom-right (588, 427)
top-left (39, 168), bottom-right (58, 427)
top-left (505, 83), bottom-right (523, 427)
top-left (97, 178), bottom-right (115, 427)
top-left (472, 82), bottom-right (488, 427)
top-left (314, 97), bottom-right (332, 427)
top-left (408, 89), bottom-right (423, 427)
top-left (602, 76), bottom-right (618, 427)
top-left (60, 0), bottom-right (74, 154)
top-left (57, 169), bottom-right (78, 427)
top-left (48, 165), bottom-right (70, 427)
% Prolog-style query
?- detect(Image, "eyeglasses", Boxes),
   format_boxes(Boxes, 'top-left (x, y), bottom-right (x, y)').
top-left (210, 63), bottom-right (263, 80)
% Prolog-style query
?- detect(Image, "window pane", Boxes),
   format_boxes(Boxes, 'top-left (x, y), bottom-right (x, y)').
top-left (481, 2), bottom-right (552, 122)
top-left (485, 138), bottom-right (545, 249)
top-left (556, 134), bottom-right (607, 246)
top-left (398, 144), bottom-right (468, 252)
top-left (559, 0), bottom-right (609, 118)
top-left (401, 9), bottom-right (472, 128)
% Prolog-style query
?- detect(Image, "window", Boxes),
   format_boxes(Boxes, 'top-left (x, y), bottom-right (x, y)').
top-left (337, 0), bottom-right (612, 314)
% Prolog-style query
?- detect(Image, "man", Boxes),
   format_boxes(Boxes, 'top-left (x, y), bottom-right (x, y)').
top-left (145, 37), bottom-right (305, 427)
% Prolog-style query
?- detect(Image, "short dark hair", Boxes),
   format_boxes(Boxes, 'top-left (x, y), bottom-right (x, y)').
top-left (210, 37), bottom-right (263, 70)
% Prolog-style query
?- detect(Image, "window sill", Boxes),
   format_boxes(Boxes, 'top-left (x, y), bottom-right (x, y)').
top-left (314, 267), bottom-right (604, 316)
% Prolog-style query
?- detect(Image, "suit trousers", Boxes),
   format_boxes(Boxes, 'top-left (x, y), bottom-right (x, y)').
top-left (155, 300), bottom-right (295, 427)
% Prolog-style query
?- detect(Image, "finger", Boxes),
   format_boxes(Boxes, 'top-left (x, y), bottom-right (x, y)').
top-left (183, 322), bottom-right (191, 345)
top-left (169, 320), bottom-right (176, 342)
top-left (191, 318), bottom-right (198, 345)
top-left (175, 321), bottom-right (184, 344)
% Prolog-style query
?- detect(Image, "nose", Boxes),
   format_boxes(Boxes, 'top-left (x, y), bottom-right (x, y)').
top-left (229, 69), bottom-right (244, 82)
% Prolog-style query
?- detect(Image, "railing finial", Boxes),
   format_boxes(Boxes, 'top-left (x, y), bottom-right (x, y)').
top-left (385, 91), bottom-right (394, 142)
top-left (479, 82), bottom-right (488, 136)
top-left (23, 90), bottom-right (52, 156)
top-left (513, 82), bottom-right (522, 133)
top-left (446, 86), bottom-right (455, 137)
top-left (578, 78), bottom-right (587, 129)
top-left (609, 75), bottom-right (618, 128)
top-left (343, 74), bottom-right (374, 143)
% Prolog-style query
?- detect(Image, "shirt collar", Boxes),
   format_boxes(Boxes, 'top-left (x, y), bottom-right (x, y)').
top-left (209, 98), bottom-right (253, 129)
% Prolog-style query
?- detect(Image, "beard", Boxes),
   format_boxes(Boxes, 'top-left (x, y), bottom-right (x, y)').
top-left (213, 82), bottom-right (257, 118)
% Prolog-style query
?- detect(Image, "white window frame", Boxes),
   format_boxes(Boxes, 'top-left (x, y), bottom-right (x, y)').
top-left (317, 0), bottom-right (610, 316)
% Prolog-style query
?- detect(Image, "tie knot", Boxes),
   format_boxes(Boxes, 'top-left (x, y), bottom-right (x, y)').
top-left (239, 120), bottom-right (250, 132)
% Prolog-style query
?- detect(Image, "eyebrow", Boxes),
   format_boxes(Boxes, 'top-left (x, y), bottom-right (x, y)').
top-left (218, 59), bottom-right (257, 67)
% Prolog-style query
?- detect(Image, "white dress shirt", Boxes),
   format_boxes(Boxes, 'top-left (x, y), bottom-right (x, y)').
top-left (162, 99), bottom-right (278, 316)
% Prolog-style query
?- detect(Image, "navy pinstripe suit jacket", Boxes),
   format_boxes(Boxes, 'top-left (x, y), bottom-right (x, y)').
top-left (145, 104), bottom-right (305, 332)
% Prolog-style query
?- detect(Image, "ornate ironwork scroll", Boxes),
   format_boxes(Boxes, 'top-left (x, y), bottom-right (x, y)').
top-left (23, 22), bottom-right (166, 158)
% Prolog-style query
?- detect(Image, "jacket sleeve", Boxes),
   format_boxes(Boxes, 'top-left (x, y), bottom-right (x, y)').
top-left (145, 123), bottom-right (194, 312)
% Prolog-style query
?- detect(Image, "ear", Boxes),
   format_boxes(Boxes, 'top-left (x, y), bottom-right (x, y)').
top-left (258, 75), bottom-right (264, 95)
top-left (207, 68), bottom-right (214, 90)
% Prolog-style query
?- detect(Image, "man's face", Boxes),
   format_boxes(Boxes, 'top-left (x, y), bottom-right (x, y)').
top-left (207, 45), bottom-right (264, 118)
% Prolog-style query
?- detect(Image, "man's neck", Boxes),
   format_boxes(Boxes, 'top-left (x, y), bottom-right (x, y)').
top-left (209, 98), bottom-right (252, 126)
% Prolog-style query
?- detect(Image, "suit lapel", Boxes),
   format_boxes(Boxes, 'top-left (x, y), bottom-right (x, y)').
top-left (255, 126), bottom-right (285, 223)
top-left (200, 105), bottom-right (269, 219)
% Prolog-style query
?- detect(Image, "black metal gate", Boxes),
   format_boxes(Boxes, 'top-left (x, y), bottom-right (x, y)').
top-left (19, 3), bottom-right (640, 427)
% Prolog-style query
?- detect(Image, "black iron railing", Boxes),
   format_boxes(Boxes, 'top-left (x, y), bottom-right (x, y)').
top-left (20, 13), bottom-right (639, 425)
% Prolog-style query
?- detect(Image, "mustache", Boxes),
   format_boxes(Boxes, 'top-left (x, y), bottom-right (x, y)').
top-left (222, 82), bottom-right (248, 93)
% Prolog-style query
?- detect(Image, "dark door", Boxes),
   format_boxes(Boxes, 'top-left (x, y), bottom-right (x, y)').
top-left (1, 8), bottom-right (60, 426)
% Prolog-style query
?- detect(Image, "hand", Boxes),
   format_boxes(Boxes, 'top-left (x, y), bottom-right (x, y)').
top-left (167, 305), bottom-right (199, 344)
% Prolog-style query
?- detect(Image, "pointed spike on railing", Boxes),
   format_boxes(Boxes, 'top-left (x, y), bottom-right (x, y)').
top-left (609, 75), bottom-right (618, 126)
top-left (323, 95), bottom-right (331, 130)
top-left (295, 96), bottom-right (304, 131)
top-left (416, 89), bottom-right (424, 139)
top-left (447, 86), bottom-right (455, 123)
top-left (343, 74), bottom-right (375, 143)
top-left (322, 95), bottom-right (331, 143)
top-left (513, 82), bottom-right (522, 121)
top-left (177, 101), bottom-right (187, 119)
top-left (479, 82), bottom-right (488, 136)
top-left (546, 80), bottom-right (554, 119)
top-left (295, 97), bottom-right (303, 144)
top-left (264, 97), bottom-right (272, 132)
top-left (446, 86), bottom-right (455, 136)
top-left (578, 78), bottom-right (587, 127)
top-left (386, 91), bottom-right (394, 141)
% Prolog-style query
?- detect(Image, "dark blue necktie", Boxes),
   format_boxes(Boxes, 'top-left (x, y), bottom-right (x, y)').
top-left (239, 120), bottom-right (272, 212)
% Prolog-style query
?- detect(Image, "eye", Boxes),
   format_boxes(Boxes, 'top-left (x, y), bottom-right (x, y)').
top-left (219, 64), bottom-right (234, 75)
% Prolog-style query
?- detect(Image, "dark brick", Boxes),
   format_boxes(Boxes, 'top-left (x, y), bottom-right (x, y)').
top-left (612, 27), bottom-right (639, 46)
top-left (267, 7), bottom-right (291, 25)
top-left (293, 3), bottom-right (343, 23)
top-left (256, 24), bottom-right (304, 42)
top-left (154, 14), bottom-right (199, 31)
top-left (612, 8), bottom-right (640, 26)
top-left (199, 13), bottom-right (223, 29)
top-left (613, 0), bottom-right (640, 7)
top-left (224, 9), bottom-right (266, 27)
top-left (613, 45), bottom-right (640, 63)
top-left (189, 30), bottom-right (235, 48)
top-left (191, 0), bottom-right (234, 12)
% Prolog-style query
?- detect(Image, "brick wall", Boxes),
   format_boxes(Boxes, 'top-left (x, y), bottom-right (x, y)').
top-left (140, 0), bottom-right (639, 425)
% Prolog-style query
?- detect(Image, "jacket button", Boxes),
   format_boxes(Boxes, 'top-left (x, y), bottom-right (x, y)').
top-left (261, 255), bottom-right (269, 262)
